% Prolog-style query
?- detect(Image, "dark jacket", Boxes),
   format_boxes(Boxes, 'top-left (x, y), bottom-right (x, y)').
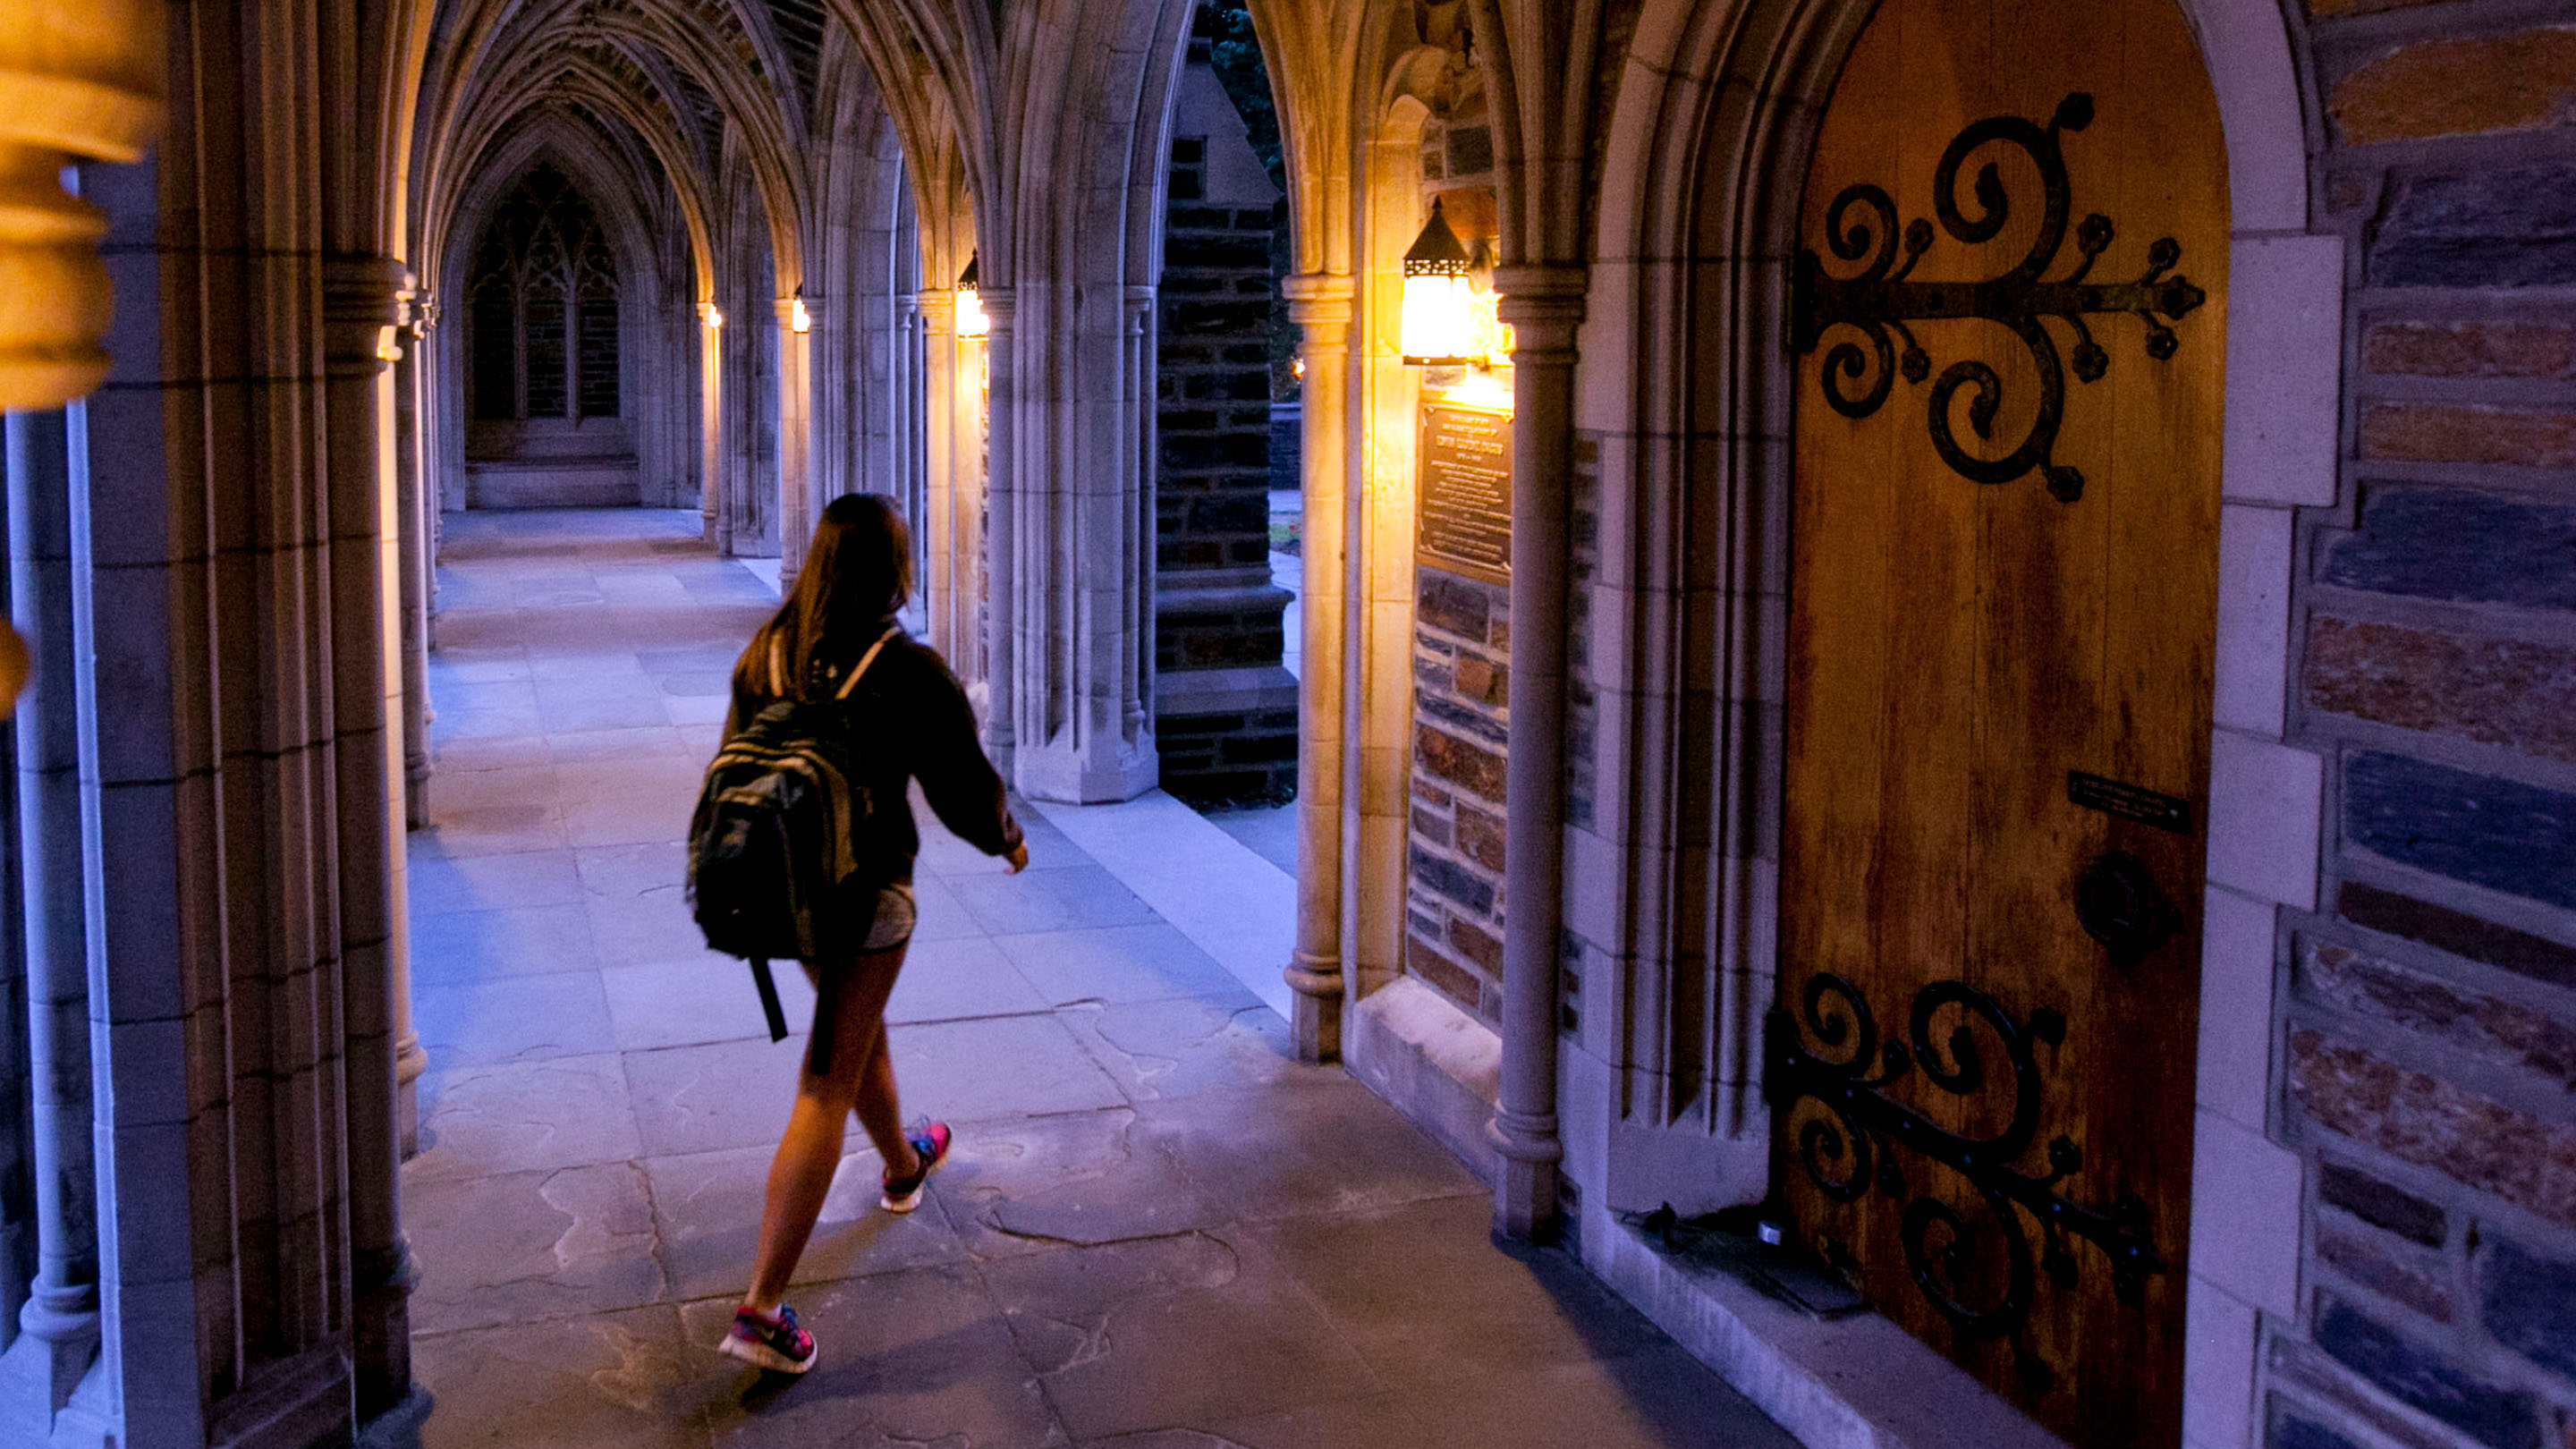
top-left (725, 619), bottom-right (1021, 886)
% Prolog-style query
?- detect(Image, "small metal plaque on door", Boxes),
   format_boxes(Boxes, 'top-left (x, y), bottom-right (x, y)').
top-left (2068, 771), bottom-right (2192, 835)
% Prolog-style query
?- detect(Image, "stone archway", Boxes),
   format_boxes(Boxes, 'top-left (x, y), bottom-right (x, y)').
top-left (1565, 0), bottom-right (2329, 1445)
top-left (459, 161), bottom-right (645, 508)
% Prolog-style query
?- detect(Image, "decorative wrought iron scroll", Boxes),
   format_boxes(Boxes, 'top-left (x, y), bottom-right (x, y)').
top-left (1767, 974), bottom-right (2168, 1390)
top-left (1790, 93), bottom-right (2205, 503)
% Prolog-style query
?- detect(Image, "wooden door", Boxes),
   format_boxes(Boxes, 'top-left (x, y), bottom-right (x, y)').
top-left (1775, 0), bottom-right (2225, 1443)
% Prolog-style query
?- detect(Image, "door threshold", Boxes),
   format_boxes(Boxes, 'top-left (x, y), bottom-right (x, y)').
top-left (1589, 1215), bottom-right (2070, 1449)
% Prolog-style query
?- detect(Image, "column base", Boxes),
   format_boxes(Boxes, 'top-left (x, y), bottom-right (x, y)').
top-left (403, 760), bottom-right (428, 831)
top-left (1284, 953), bottom-right (1341, 1063)
top-left (208, 1346), bottom-right (352, 1449)
top-left (1012, 737), bottom-right (1158, 805)
top-left (0, 1304), bottom-right (98, 1440)
top-left (1488, 1106), bottom-right (1565, 1244)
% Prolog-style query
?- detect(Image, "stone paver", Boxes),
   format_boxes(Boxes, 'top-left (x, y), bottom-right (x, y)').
top-left (403, 509), bottom-right (1794, 1448)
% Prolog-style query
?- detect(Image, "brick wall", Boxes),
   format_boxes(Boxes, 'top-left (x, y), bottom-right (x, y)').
top-left (1407, 566), bottom-right (1512, 1023)
top-left (2275, 4), bottom-right (2576, 1446)
top-left (1156, 189), bottom-right (1275, 598)
top-left (1154, 114), bottom-right (1296, 803)
top-left (1154, 191), bottom-right (1276, 606)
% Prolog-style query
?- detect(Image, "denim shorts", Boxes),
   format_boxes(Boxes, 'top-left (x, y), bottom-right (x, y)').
top-left (858, 882), bottom-right (917, 953)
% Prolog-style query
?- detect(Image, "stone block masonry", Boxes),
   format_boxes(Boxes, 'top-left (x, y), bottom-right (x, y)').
top-left (1408, 565), bottom-right (1512, 1026)
top-left (1153, 108), bottom-right (1293, 804)
top-left (2280, 4), bottom-right (2576, 1446)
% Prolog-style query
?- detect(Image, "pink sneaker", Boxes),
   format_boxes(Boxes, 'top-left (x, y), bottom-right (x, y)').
top-left (879, 1122), bottom-right (951, 1213)
top-left (719, 1303), bottom-right (816, 1374)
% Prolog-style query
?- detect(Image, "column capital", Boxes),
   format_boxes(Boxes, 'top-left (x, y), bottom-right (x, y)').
top-left (323, 254), bottom-right (411, 319)
top-left (918, 287), bottom-right (956, 332)
top-left (323, 254), bottom-right (410, 370)
top-left (1494, 264), bottom-right (1588, 359)
top-left (979, 286), bottom-right (1016, 332)
top-left (1279, 271), bottom-right (1355, 304)
top-left (1281, 271), bottom-right (1355, 328)
top-left (0, 0), bottom-right (165, 409)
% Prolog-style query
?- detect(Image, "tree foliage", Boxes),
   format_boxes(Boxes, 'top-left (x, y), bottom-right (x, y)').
top-left (1204, 2), bottom-right (1285, 194)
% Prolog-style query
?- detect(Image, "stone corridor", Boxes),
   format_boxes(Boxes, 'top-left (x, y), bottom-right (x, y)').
top-left (397, 510), bottom-right (1794, 1448)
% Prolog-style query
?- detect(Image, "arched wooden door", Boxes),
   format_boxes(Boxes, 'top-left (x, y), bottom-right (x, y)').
top-left (1775, 0), bottom-right (2226, 1442)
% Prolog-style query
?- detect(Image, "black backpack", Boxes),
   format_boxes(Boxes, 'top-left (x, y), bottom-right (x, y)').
top-left (686, 625), bottom-right (899, 1068)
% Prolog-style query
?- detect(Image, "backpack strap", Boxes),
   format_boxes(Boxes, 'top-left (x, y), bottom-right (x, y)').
top-left (766, 624), bottom-right (894, 703)
top-left (749, 958), bottom-right (789, 1045)
top-left (833, 624), bottom-right (903, 702)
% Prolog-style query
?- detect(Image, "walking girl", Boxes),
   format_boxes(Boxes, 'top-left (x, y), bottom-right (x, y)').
top-left (710, 492), bottom-right (1026, 1374)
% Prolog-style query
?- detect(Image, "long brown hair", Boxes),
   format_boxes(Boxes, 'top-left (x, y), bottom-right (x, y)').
top-left (735, 492), bottom-right (914, 702)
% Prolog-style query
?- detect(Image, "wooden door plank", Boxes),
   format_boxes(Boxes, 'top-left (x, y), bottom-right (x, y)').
top-left (1779, 0), bottom-right (2225, 1441)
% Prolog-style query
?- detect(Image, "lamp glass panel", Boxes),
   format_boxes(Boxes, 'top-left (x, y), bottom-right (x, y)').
top-left (1402, 270), bottom-right (1474, 363)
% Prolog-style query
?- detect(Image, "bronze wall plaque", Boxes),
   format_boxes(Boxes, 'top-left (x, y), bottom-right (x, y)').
top-left (1418, 402), bottom-right (1512, 583)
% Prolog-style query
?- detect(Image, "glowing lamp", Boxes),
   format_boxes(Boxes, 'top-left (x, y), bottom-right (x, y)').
top-left (955, 254), bottom-right (989, 340)
top-left (788, 287), bottom-right (811, 335)
top-left (1400, 199), bottom-right (1475, 367)
top-left (699, 301), bottom-right (724, 331)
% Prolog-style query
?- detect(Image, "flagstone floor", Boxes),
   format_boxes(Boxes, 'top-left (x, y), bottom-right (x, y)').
top-left (401, 508), bottom-right (1796, 1449)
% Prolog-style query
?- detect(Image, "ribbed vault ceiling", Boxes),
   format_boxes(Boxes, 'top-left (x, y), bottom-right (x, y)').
top-left (419, 0), bottom-right (856, 290)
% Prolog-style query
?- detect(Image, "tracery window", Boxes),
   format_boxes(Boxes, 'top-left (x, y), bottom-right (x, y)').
top-left (468, 165), bottom-right (621, 422)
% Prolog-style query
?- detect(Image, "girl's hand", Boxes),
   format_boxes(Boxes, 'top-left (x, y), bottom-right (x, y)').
top-left (1005, 843), bottom-right (1030, 875)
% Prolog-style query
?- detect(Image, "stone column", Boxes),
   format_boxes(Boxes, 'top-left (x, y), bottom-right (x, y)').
top-left (391, 286), bottom-right (432, 1157)
top-left (919, 288), bottom-right (969, 664)
top-left (893, 292), bottom-right (928, 607)
top-left (776, 296), bottom-right (816, 581)
top-left (394, 285), bottom-right (432, 832)
top-left (981, 286), bottom-right (1017, 771)
top-left (996, 281), bottom-right (1160, 803)
top-left (0, 67), bottom-right (162, 1374)
top-left (720, 284), bottom-right (759, 554)
top-left (419, 293), bottom-right (447, 642)
top-left (2, 409), bottom-right (99, 1426)
top-left (1488, 267), bottom-right (1586, 1241)
top-left (699, 301), bottom-right (724, 545)
top-left (1282, 275), bottom-right (1352, 1062)
top-left (1123, 285), bottom-right (1156, 750)
top-left (322, 254), bottom-right (419, 1430)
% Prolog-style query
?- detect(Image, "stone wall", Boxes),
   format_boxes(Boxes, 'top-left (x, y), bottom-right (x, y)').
top-left (1406, 566), bottom-right (1511, 1024)
top-left (1563, 435), bottom-right (1601, 1039)
top-left (1153, 33), bottom-right (1295, 804)
top-left (2273, 4), bottom-right (2576, 1446)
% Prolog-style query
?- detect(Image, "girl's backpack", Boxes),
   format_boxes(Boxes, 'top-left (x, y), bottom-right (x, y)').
top-left (685, 625), bottom-right (899, 1068)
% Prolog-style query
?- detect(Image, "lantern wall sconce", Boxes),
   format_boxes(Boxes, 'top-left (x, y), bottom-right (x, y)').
top-left (955, 254), bottom-right (989, 340)
top-left (788, 286), bottom-right (811, 335)
top-left (1401, 199), bottom-right (1475, 367)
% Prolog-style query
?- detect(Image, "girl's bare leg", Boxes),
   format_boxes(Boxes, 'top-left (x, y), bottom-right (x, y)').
top-left (742, 945), bottom-right (911, 1309)
top-left (849, 1016), bottom-right (905, 1166)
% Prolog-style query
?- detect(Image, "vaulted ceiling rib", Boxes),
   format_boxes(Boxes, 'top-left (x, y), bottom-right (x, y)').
top-left (762, 0), bottom-right (829, 123)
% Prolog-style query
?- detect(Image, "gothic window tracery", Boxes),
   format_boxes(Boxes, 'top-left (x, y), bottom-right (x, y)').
top-left (468, 165), bottom-right (622, 423)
